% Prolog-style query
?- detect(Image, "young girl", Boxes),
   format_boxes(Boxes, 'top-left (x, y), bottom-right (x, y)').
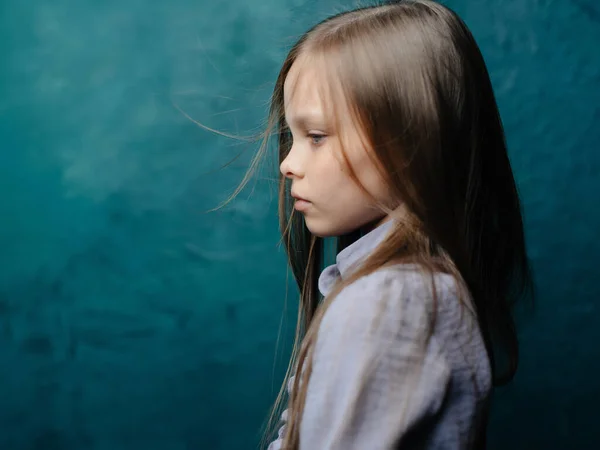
top-left (228, 0), bottom-right (533, 448)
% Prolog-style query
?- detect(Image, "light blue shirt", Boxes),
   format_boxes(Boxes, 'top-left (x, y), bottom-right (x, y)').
top-left (268, 220), bottom-right (492, 449)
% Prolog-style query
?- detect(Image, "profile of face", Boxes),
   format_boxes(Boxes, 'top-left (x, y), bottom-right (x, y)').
top-left (280, 55), bottom-right (392, 238)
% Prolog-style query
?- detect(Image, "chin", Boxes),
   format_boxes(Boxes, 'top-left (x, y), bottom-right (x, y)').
top-left (304, 218), bottom-right (338, 238)
top-left (305, 225), bottom-right (337, 238)
top-left (304, 218), bottom-right (356, 238)
top-left (304, 213), bottom-right (388, 238)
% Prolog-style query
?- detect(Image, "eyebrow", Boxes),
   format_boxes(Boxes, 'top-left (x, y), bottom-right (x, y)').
top-left (284, 113), bottom-right (328, 130)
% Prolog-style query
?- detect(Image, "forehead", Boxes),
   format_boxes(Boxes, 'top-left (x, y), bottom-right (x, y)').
top-left (283, 56), bottom-right (325, 118)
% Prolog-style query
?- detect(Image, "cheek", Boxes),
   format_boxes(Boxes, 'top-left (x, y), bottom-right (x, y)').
top-left (359, 164), bottom-right (388, 199)
top-left (344, 148), bottom-right (387, 200)
top-left (318, 161), bottom-right (350, 197)
top-left (312, 144), bottom-right (386, 206)
top-left (312, 149), bottom-right (348, 185)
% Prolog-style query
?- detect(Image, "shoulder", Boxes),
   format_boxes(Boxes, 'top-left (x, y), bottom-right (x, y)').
top-left (319, 265), bottom-right (462, 339)
top-left (334, 264), bottom-right (460, 305)
top-left (306, 266), bottom-right (456, 429)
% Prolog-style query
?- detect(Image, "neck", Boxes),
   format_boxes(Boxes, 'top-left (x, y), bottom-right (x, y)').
top-left (362, 215), bottom-right (390, 235)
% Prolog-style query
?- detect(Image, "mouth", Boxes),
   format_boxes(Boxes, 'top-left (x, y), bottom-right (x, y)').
top-left (291, 193), bottom-right (312, 211)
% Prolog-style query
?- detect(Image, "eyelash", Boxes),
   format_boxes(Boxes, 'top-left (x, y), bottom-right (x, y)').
top-left (308, 133), bottom-right (326, 146)
top-left (286, 128), bottom-right (327, 146)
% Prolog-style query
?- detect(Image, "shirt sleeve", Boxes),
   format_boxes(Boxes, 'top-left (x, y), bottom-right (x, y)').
top-left (299, 270), bottom-right (452, 450)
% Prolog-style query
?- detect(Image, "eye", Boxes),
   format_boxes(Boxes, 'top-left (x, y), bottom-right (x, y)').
top-left (308, 133), bottom-right (327, 146)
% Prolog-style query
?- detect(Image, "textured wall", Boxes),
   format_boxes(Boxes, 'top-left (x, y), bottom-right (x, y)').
top-left (0, 0), bottom-right (598, 449)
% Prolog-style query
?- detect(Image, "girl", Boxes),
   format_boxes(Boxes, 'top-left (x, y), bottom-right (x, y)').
top-left (227, 0), bottom-right (533, 448)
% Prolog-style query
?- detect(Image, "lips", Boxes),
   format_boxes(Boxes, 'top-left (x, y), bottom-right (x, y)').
top-left (291, 191), bottom-right (309, 202)
top-left (291, 192), bottom-right (311, 212)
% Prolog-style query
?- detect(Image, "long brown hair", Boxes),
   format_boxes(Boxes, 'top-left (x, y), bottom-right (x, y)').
top-left (221, 1), bottom-right (534, 448)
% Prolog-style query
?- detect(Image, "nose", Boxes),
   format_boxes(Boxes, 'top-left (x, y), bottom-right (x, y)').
top-left (279, 144), bottom-right (305, 179)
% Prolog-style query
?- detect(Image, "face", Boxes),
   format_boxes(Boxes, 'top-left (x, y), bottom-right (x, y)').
top-left (280, 55), bottom-right (391, 237)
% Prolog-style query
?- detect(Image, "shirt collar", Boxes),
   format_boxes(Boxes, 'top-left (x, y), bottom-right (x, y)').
top-left (318, 219), bottom-right (395, 296)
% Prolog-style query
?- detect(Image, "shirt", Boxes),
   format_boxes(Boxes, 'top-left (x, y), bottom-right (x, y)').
top-left (268, 219), bottom-right (492, 450)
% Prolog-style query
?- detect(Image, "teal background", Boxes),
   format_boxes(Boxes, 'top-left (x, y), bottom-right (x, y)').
top-left (1, 0), bottom-right (599, 448)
